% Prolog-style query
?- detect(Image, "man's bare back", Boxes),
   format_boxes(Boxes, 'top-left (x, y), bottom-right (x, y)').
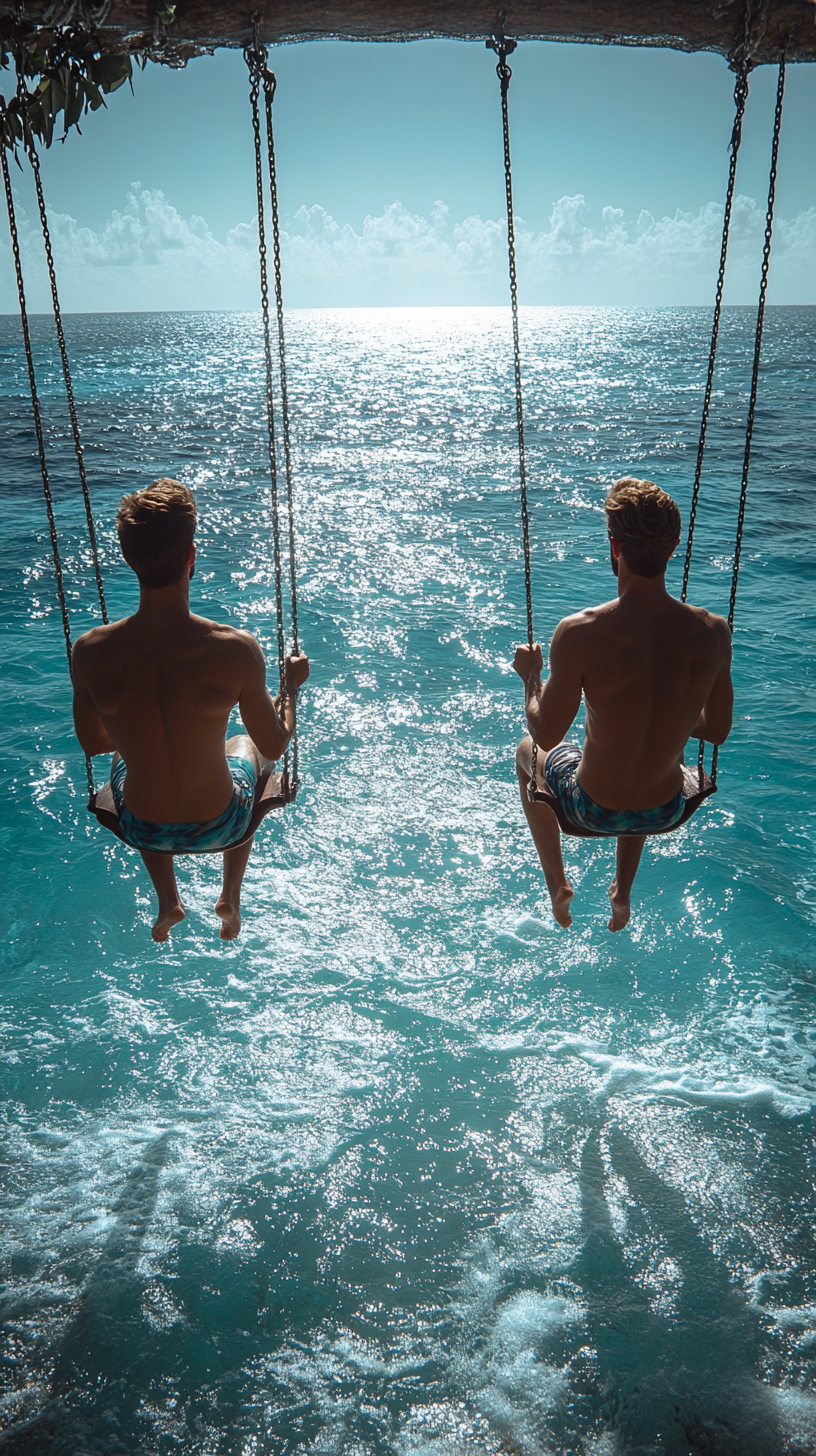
top-left (73, 477), bottom-right (309, 943)
top-left (541, 589), bottom-right (732, 810)
top-left (514, 477), bottom-right (733, 932)
top-left (74, 606), bottom-right (296, 823)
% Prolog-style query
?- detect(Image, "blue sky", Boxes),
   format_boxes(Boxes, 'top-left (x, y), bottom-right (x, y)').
top-left (3, 39), bottom-right (814, 309)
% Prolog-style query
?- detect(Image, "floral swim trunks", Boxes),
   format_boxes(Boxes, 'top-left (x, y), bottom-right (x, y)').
top-left (110, 754), bottom-right (257, 854)
top-left (543, 743), bottom-right (685, 836)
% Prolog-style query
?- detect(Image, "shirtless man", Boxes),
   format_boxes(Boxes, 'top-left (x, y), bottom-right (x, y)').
top-left (72, 478), bottom-right (309, 943)
top-left (513, 477), bottom-right (733, 932)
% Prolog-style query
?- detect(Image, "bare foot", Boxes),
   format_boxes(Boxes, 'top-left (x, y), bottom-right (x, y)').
top-left (547, 880), bottom-right (575, 929)
top-left (608, 880), bottom-right (631, 932)
top-left (152, 904), bottom-right (185, 942)
top-left (215, 896), bottom-right (242, 940)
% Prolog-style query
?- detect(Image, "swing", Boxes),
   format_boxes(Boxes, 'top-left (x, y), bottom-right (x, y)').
top-left (1, 40), bottom-right (303, 854)
top-left (88, 762), bottom-right (292, 853)
top-left (488, 9), bottom-right (788, 840)
top-left (3, 11), bottom-right (789, 853)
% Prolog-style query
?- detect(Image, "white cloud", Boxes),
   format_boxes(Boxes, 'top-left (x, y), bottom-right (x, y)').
top-left (1, 183), bottom-right (258, 313)
top-left (513, 194), bottom-right (816, 304)
top-left (1, 182), bottom-right (813, 311)
top-left (286, 193), bottom-right (815, 304)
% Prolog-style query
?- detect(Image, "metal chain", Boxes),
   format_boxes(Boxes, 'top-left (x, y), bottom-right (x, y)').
top-left (711, 40), bottom-right (787, 784)
top-left (245, 40), bottom-right (286, 676)
top-left (16, 69), bottom-right (108, 626)
top-left (488, 12), bottom-right (533, 650)
top-left (681, 4), bottom-right (753, 604)
top-left (260, 57), bottom-right (300, 788)
top-left (1, 122), bottom-right (95, 799)
top-left (245, 31), bottom-right (296, 795)
top-left (728, 44), bottom-right (785, 634)
top-left (260, 64), bottom-right (299, 654)
top-left (488, 13), bottom-right (539, 797)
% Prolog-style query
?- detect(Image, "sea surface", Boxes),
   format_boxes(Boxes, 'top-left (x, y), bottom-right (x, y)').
top-left (1, 306), bottom-right (814, 1455)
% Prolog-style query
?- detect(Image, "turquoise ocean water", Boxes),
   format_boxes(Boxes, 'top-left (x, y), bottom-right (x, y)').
top-left (1, 306), bottom-right (814, 1454)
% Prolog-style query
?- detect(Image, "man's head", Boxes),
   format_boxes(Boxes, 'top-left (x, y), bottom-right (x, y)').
top-left (117, 478), bottom-right (197, 589)
top-left (604, 477), bottom-right (681, 579)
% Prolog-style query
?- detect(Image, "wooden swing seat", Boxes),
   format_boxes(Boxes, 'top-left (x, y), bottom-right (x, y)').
top-left (530, 761), bottom-right (716, 840)
top-left (87, 766), bottom-right (296, 856)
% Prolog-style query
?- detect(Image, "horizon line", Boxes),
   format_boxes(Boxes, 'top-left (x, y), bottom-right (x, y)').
top-left (2, 302), bottom-right (814, 319)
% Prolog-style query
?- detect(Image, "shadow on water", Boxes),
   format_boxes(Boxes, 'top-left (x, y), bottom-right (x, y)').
top-left (0, 1132), bottom-right (173, 1455)
top-left (572, 1123), bottom-right (785, 1456)
top-left (0, 1071), bottom-right (805, 1454)
top-left (53, 1131), bottom-right (175, 1392)
top-left (0, 1047), bottom-right (517, 1454)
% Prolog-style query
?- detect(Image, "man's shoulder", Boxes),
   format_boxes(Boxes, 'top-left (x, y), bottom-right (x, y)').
top-left (72, 617), bottom-right (130, 661)
top-left (677, 600), bottom-right (731, 647)
top-left (547, 605), bottom-right (612, 669)
top-left (191, 616), bottom-right (264, 660)
top-left (553, 601), bottom-right (616, 637)
top-left (681, 600), bottom-right (729, 629)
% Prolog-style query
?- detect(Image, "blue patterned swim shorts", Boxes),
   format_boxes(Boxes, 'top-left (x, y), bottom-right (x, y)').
top-left (544, 743), bottom-right (685, 836)
top-left (110, 755), bottom-right (256, 854)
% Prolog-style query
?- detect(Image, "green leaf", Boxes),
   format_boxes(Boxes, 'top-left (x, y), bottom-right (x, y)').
top-left (8, 40), bottom-right (136, 146)
top-left (65, 76), bottom-right (83, 129)
top-left (91, 53), bottom-right (132, 93)
top-left (81, 78), bottom-right (106, 112)
top-left (34, 97), bottom-right (55, 149)
top-left (105, 68), bottom-right (130, 94)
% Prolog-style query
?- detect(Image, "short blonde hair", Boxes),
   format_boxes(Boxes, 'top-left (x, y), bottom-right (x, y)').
top-left (117, 478), bottom-right (196, 589)
top-left (605, 477), bottom-right (681, 578)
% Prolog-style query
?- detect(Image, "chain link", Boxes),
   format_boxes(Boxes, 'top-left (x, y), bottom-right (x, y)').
top-left (1, 112), bottom-right (95, 799)
top-left (260, 67), bottom-right (299, 651)
top-left (712, 40), bottom-right (786, 783)
top-left (16, 69), bottom-right (109, 628)
top-left (245, 29), bottom-right (299, 796)
top-left (488, 13), bottom-right (539, 797)
top-left (488, 13), bottom-right (532, 651)
top-left (681, 13), bottom-right (752, 792)
top-left (727, 46), bottom-right (785, 635)
top-left (681, 6), bottom-right (754, 604)
top-left (709, 42), bottom-right (787, 782)
top-left (260, 59), bottom-right (300, 788)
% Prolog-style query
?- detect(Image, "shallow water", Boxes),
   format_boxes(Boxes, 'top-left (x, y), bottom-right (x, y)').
top-left (1, 305), bottom-right (815, 1455)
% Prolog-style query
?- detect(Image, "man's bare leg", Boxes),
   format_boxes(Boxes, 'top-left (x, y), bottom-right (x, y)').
top-left (139, 851), bottom-right (185, 942)
top-left (609, 835), bottom-right (646, 932)
top-left (216, 834), bottom-right (255, 940)
top-left (516, 738), bottom-right (574, 929)
top-left (213, 733), bottom-right (274, 940)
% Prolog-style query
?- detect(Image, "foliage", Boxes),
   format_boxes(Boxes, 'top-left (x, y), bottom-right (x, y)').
top-left (0, 0), bottom-right (184, 155)
top-left (0, 33), bottom-right (137, 151)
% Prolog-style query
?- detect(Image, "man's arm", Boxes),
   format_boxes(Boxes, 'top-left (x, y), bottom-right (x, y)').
top-left (72, 640), bottom-right (115, 755)
top-left (513, 620), bottom-right (583, 750)
top-left (237, 636), bottom-right (310, 763)
top-left (689, 619), bottom-right (733, 746)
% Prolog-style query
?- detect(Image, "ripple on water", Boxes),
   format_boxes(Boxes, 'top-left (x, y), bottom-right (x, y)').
top-left (1, 306), bottom-right (814, 1452)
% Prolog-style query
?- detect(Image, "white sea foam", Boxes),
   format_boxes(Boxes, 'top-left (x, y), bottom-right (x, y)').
top-left (482, 910), bottom-right (554, 948)
top-left (550, 1038), bottom-right (816, 1119)
top-left (769, 1386), bottom-right (816, 1448)
top-left (492, 1291), bottom-right (583, 1351)
top-left (450, 1242), bottom-right (588, 1456)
